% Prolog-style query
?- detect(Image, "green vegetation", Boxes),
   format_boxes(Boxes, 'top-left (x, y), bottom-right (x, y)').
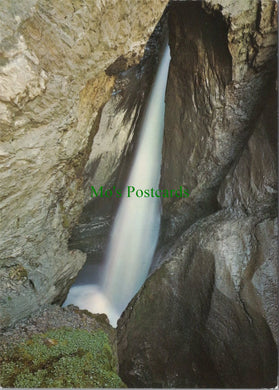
top-left (0, 328), bottom-right (125, 388)
top-left (9, 264), bottom-right (28, 281)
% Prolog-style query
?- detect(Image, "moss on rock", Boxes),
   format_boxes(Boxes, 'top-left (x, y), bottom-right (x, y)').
top-left (0, 328), bottom-right (125, 388)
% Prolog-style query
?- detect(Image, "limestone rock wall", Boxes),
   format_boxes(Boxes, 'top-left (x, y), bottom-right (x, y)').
top-left (0, 0), bottom-right (168, 329)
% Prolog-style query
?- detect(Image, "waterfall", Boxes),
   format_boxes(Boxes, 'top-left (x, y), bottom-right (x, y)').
top-left (64, 43), bottom-right (171, 327)
top-left (102, 43), bottom-right (171, 314)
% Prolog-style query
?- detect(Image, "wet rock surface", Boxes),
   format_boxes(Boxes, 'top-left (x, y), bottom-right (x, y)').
top-left (118, 210), bottom-right (278, 388)
top-left (158, 0), bottom-right (277, 245)
top-left (217, 82), bottom-right (277, 215)
top-left (117, 1), bottom-right (278, 388)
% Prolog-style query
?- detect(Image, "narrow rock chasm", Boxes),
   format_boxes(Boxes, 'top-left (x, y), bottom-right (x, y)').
top-left (66, 1), bottom-right (277, 388)
top-left (0, 0), bottom-right (277, 389)
top-left (117, 2), bottom-right (277, 388)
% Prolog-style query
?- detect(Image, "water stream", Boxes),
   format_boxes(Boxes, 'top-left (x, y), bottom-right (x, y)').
top-left (64, 43), bottom-right (171, 326)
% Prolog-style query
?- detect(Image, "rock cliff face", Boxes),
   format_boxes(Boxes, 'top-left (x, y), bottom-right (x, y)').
top-left (158, 0), bottom-right (277, 245)
top-left (0, 0), bottom-right (168, 329)
top-left (118, 212), bottom-right (277, 388)
top-left (1, 0), bottom-right (277, 388)
top-left (117, 1), bottom-right (277, 388)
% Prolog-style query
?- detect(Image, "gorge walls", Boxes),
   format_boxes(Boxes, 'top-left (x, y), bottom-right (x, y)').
top-left (117, 1), bottom-right (278, 388)
top-left (0, 0), bottom-right (277, 388)
top-left (0, 0), bottom-right (168, 329)
top-left (158, 0), bottom-right (277, 246)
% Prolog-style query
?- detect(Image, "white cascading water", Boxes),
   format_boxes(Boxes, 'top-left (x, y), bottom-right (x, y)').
top-left (64, 43), bottom-right (171, 326)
